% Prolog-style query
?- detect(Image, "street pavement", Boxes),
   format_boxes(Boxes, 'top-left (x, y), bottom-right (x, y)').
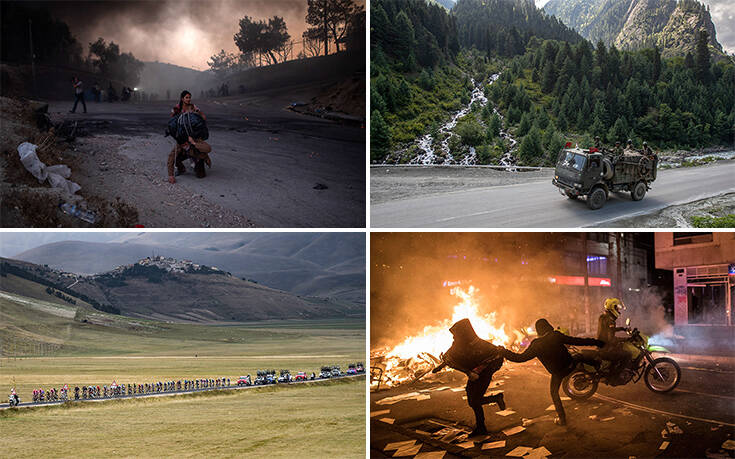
top-left (49, 94), bottom-right (365, 227)
top-left (371, 162), bottom-right (735, 228)
top-left (370, 359), bottom-right (734, 457)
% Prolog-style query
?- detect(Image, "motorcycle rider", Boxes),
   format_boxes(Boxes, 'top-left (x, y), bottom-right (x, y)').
top-left (597, 298), bottom-right (633, 380)
top-left (432, 318), bottom-right (506, 437)
top-left (501, 318), bottom-right (604, 426)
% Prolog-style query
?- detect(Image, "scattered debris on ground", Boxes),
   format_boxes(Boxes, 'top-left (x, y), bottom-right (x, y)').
top-left (603, 192), bottom-right (735, 228)
top-left (0, 96), bottom-right (139, 227)
top-left (287, 74), bottom-right (365, 124)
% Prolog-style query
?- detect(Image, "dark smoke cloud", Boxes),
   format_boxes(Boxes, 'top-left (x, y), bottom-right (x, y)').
top-left (371, 233), bottom-right (671, 350)
top-left (28, 1), bottom-right (316, 70)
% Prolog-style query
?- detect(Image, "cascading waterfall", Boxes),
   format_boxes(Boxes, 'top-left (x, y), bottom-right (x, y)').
top-left (409, 73), bottom-right (517, 168)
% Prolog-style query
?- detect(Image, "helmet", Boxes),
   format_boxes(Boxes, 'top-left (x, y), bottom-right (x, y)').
top-left (643, 141), bottom-right (648, 146)
top-left (604, 298), bottom-right (625, 318)
top-left (627, 138), bottom-right (632, 143)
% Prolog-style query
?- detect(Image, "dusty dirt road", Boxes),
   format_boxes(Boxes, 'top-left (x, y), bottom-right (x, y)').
top-left (370, 161), bottom-right (735, 228)
top-left (48, 85), bottom-right (365, 227)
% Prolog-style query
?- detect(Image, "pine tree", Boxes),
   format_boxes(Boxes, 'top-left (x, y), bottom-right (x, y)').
top-left (695, 30), bottom-right (711, 84)
top-left (519, 124), bottom-right (543, 163)
top-left (652, 46), bottom-right (661, 83)
top-left (370, 110), bottom-right (391, 161)
top-left (517, 112), bottom-right (532, 136)
top-left (487, 112), bottom-right (502, 140)
top-left (541, 61), bottom-right (556, 94)
top-left (607, 116), bottom-right (628, 143)
top-left (371, 87), bottom-right (387, 114)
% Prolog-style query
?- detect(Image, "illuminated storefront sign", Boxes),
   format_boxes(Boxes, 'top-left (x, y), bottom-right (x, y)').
top-left (548, 276), bottom-right (612, 287)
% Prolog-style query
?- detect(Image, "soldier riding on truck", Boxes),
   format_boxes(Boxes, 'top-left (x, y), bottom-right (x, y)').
top-left (552, 140), bottom-right (658, 210)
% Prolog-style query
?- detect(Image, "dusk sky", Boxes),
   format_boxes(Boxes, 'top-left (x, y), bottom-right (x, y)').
top-left (35, 0), bottom-right (364, 71)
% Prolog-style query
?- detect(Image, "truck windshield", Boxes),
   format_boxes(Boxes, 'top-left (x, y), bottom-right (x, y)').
top-left (560, 151), bottom-right (586, 171)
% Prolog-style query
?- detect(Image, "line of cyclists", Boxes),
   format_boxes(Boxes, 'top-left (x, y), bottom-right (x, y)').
top-left (10, 363), bottom-right (365, 406)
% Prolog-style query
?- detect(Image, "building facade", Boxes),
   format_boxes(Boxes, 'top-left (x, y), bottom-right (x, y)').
top-left (655, 232), bottom-right (735, 349)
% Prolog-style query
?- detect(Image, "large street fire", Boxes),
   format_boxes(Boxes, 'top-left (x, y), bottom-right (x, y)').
top-left (373, 286), bottom-right (513, 388)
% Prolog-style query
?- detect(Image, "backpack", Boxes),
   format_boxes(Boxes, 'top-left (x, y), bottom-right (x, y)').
top-left (166, 112), bottom-right (209, 144)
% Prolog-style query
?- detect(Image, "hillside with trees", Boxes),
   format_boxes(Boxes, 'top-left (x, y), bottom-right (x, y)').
top-left (370, 0), bottom-right (735, 165)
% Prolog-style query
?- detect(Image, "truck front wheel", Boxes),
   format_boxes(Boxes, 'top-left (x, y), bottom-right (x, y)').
top-left (587, 187), bottom-right (607, 210)
top-left (631, 181), bottom-right (647, 201)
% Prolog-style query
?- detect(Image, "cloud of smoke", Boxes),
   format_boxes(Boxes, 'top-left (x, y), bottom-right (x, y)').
top-left (35, 0), bottom-right (313, 70)
top-left (371, 233), bottom-right (677, 353)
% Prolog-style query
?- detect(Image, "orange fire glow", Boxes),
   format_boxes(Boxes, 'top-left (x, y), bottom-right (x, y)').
top-left (378, 286), bottom-right (512, 387)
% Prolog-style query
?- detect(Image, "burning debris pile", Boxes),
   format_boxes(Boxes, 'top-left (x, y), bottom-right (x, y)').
top-left (371, 286), bottom-right (516, 388)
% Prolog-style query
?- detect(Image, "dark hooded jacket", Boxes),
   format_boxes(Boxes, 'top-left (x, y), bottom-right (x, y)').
top-left (503, 319), bottom-right (603, 375)
top-left (443, 318), bottom-right (503, 373)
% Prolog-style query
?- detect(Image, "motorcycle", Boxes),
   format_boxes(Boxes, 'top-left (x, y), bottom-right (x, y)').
top-left (562, 319), bottom-right (681, 399)
top-left (9, 394), bottom-right (20, 407)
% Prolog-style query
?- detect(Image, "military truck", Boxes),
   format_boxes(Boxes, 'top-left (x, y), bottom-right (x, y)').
top-left (552, 147), bottom-right (657, 210)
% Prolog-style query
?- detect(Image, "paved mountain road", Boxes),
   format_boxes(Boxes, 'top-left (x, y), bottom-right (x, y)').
top-left (371, 162), bottom-right (735, 228)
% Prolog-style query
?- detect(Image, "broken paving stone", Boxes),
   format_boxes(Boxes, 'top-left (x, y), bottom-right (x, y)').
top-left (482, 440), bottom-right (506, 450)
top-left (666, 422), bottom-right (683, 434)
top-left (379, 418), bottom-right (395, 424)
top-left (659, 441), bottom-right (670, 450)
top-left (502, 426), bottom-right (526, 436)
top-left (384, 440), bottom-right (416, 451)
top-left (723, 439), bottom-right (735, 450)
top-left (522, 415), bottom-right (554, 426)
top-left (560, 396), bottom-right (571, 401)
top-left (496, 409), bottom-right (516, 416)
top-left (457, 441), bottom-right (476, 449)
top-left (433, 386), bottom-right (450, 391)
top-left (600, 417), bottom-right (615, 422)
top-left (370, 409), bottom-right (390, 417)
top-left (526, 446), bottom-right (552, 459)
top-left (450, 387), bottom-right (464, 392)
top-left (506, 446), bottom-right (534, 456)
top-left (414, 452), bottom-right (446, 459)
top-left (416, 394), bottom-right (431, 401)
top-left (393, 444), bottom-right (422, 457)
top-left (588, 415), bottom-right (598, 420)
top-left (545, 404), bottom-right (556, 411)
top-left (376, 392), bottom-right (422, 405)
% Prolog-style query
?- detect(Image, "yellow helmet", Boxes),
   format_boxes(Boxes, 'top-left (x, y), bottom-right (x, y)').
top-left (604, 298), bottom-right (625, 318)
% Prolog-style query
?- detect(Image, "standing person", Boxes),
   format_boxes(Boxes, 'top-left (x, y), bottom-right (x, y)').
top-left (70, 76), bottom-right (87, 113)
top-left (432, 318), bottom-right (506, 436)
top-left (167, 90), bottom-right (211, 183)
top-left (501, 318), bottom-right (604, 426)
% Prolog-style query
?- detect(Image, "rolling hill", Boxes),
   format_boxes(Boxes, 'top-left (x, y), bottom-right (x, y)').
top-left (0, 256), bottom-right (364, 323)
top-left (11, 233), bottom-right (365, 306)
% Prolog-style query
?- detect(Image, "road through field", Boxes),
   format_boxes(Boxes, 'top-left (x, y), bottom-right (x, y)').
top-left (371, 161), bottom-right (735, 227)
top-left (0, 374), bottom-right (363, 410)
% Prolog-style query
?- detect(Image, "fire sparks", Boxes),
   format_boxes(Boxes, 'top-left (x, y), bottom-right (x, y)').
top-left (374, 286), bottom-right (511, 388)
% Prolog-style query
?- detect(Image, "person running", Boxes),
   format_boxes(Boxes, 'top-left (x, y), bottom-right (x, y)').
top-left (70, 76), bottom-right (87, 113)
top-left (167, 90), bottom-right (211, 183)
top-left (432, 318), bottom-right (506, 436)
top-left (501, 318), bottom-right (604, 426)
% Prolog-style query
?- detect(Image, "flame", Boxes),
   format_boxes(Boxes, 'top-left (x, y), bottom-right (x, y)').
top-left (375, 286), bottom-right (511, 387)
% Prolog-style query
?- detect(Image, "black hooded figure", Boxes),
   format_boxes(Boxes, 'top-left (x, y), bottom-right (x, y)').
top-left (433, 318), bottom-right (506, 436)
top-left (502, 318), bottom-right (604, 425)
